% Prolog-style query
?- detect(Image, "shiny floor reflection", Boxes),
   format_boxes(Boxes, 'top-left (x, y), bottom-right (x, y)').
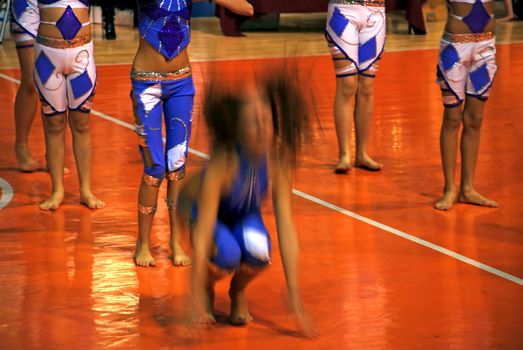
top-left (0, 45), bottom-right (522, 349)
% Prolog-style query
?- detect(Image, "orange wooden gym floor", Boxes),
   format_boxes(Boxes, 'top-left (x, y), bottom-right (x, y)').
top-left (0, 45), bottom-right (522, 349)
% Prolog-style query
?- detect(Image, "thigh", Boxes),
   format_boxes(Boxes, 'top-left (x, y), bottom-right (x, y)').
top-left (66, 42), bottom-right (97, 111)
top-left (232, 212), bottom-right (271, 268)
top-left (358, 8), bottom-right (386, 76)
top-left (326, 4), bottom-right (360, 76)
top-left (34, 44), bottom-right (67, 116)
top-left (212, 221), bottom-right (242, 271)
top-left (163, 77), bottom-right (195, 173)
top-left (131, 79), bottom-right (164, 170)
top-left (15, 44), bottom-right (36, 89)
top-left (466, 39), bottom-right (497, 99)
top-left (437, 40), bottom-right (468, 107)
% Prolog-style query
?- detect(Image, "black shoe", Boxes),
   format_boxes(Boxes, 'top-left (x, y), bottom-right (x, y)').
top-left (104, 22), bottom-right (116, 40)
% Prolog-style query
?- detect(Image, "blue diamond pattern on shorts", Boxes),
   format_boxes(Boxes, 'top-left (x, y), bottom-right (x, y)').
top-left (469, 64), bottom-right (490, 94)
top-left (359, 36), bottom-right (377, 64)
top-left (329, 7), bottom-right (349, 37)
top-left (70, 70), bottom-right (93, 99)
top-left (440, 44), bottom-right (460, 72)
top-left (13, 0), bottom-right (29, 19)
top-left (35, 51), bottom-right (55, 86)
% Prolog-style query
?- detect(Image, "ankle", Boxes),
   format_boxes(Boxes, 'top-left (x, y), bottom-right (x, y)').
top-left (443, 186), bottom-right (458, 193)
top-left (459, 185), bottom-right (475, 194)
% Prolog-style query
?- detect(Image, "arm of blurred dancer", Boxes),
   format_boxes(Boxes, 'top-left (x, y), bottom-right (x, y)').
top-left (212, 0), bottom-right (254, 16)
top-left (271, 160), bottom-right (318, 338)
top-left (190, 153), bottom-right (228, 323)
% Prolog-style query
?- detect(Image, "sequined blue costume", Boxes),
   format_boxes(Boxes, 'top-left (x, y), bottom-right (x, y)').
top-left (131, 0), bottom-right (195, 182)
top-left (194, 150), bottom-right (272, 271)
top-left (138, 0), bottom-right (191, 60)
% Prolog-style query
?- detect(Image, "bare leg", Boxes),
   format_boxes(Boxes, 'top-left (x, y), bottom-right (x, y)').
top-left (229, 266), bottom-right (263, 325)
top-left (354, 75), bottom-right (382, 171)
top-left (458, 98), bottom-right (498, 207)
top-left (14, 45), bottom-right (40, 172)
top-left (167, 177), bottom-right (191, 266)
top-left (333, 75), bottom-right (358, 173)
top-left (134, 175), bottom-right (161, 267)
top-left (435, 106), bottom-right (462, 210)
top-left (40, 114), bottom-right (67, 210)
top-left (68, 110), bottom-right (105, 209)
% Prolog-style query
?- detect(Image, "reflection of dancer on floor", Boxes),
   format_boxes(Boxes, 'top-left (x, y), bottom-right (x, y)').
top-left (181, 76), bottom-right (316, 337)
top-left (34, 0), bottom-right (104, 210)
top-left (132, 0), bottom-right (253, 267)
top-left (11, 0), bottom-right (41, 172)
top-left (434, 0), bottom-right (498, 210)
top-left (325, 0), bottom-right (385, 173)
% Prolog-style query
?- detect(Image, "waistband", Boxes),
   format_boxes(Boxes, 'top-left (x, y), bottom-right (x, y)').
top-left (330, 0), bottom-right (385, 7)
top-left (36, 35), bottom-right (92, 48)
top-left (131, 67), bottom-right (192, 82)
top-left (442, 32), bottom-right (495, 43)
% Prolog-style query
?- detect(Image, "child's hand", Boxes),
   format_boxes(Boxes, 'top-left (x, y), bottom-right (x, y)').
top-left (288, 292), bottom-right (319, 339)
top-left (215, 0), bottom-right (254, 16)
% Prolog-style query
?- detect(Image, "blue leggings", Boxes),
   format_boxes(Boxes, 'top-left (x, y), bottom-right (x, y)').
top-left (131, 71), bottom-right (195, 179)
top-left (192, 208), bottom-right (272, 271)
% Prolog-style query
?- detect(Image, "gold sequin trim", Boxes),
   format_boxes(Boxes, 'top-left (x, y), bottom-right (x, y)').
top-left (138, 203), bottom-right (157, 215)
top-left (443, 32), bottom-right (495, 43)
top-left (142, 174), bottom-right (163, 187)
top-left (36, 35), bottom-right (91, 48)
top-left (131, 67), bottom-right (192, 82)
top-left (166, 168), bottom-right (185, 181)
top-left (330, 0), bottom-right (385, 7)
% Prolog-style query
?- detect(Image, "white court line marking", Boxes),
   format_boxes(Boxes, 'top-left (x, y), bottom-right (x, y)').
top-left (1, 73), bottom-right (522, 286)
top-left (0, 177), bottom-right (14, 209)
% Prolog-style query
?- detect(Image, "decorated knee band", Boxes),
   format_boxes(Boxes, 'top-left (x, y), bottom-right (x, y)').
top-left (142, 174), bottom-right (163, 187)
top-left (166, 167), bottom-right (186, 182)
top-left (138, 203), bottom-right (157, 216)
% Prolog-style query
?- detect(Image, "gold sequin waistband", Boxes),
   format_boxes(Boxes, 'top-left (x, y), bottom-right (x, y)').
top-left (442, 32), bottom-right (495, 43)
top-left (36, 35), bottom-right (92, 48)
top-left (131, 67), bottom-right (192, 81)
top-left (330, 0), bottom-right (385, 7)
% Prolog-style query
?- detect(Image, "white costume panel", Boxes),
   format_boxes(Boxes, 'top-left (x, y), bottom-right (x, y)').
top-left (325, 1), bottom-right (386, 77)
top-left (437, 32), bottom-right (497, 107)
top-left (11, 0), bottom-right (39, 45)
top-left (34, 38), bottom-right (96, 115)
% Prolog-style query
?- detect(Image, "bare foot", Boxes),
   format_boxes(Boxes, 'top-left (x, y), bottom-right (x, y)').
top-left (134, 242), bottom-right (156, 267)
top-left (229, 289), bottom-right (253, 326)
top-left (170, 241), bottom-right (192, 266)
top-left (459, 189), bottom-right (498, 208)
top-left (15, 145), bottom-right (40, 172)
top-left (355, 155), bottom-right (382, 171)
top-left (39, 191), bottom-right (64, 211)
top-left (434, 189), bottom-right (458, 211)
top-left (334, 156), bottom-right (352, 174)
top-left (80, 192), bottom-right (105, 209)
